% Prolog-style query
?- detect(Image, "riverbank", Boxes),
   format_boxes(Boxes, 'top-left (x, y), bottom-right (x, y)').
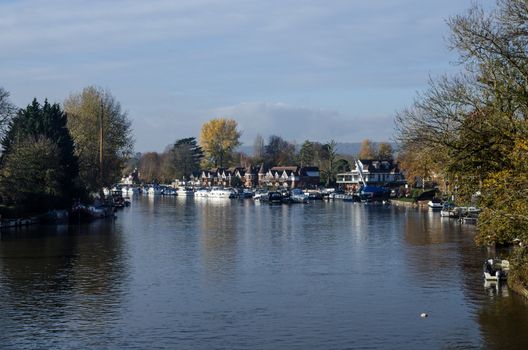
top-left (391, 199), bottom-right (429, 208)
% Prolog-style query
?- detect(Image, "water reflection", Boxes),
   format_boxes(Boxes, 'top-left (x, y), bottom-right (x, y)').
top-left (197, 198), bottom-right (239, 279)
top-left (1, 199), bottom-right (528, 349)
top-left (0, 221), bottom-right (126, 348)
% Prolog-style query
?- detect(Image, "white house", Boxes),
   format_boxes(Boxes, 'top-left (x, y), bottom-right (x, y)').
top-left (336, 160), bottom-right (405, 191)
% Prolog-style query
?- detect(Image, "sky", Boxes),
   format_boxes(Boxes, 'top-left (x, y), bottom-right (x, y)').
top-left (0, 0), bottom-right (493, 152)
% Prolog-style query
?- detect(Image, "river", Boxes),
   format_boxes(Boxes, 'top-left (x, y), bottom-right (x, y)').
top-left (1, 196), bottom-right (528, 349)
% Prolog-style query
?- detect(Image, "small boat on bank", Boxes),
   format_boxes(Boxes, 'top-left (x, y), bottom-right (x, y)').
top-left (440, 202), bottom-right (458, 218)
top-left (484, 259), bottom-right (509, 281)
top-left (428, 199), bottom-right (443, 210)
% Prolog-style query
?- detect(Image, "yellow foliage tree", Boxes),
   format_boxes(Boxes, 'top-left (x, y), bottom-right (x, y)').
top-left (199, 118), bottom-right (241, 168)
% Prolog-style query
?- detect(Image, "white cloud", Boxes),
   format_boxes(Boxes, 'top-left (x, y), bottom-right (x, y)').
top-left (211, 101), bottom-right (394, 145)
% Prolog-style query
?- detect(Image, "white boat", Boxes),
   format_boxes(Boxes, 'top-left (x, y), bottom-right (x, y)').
top-left (176, 187), bottom-right (194, 196)
top-left (128, 187), bottom-right (141, 195)
top-left (148, 186), bottom-right (162, 196)
top-left (440, 202), bottom-right (458, 218)
top-left (253, 191), bottom-right (268, 201)
top-left (428, 200), bottom-right (443, 210)
top-left (195, 189), bottom-right (210, 198)
top-left (290, 188), bottom-right (308, 203)
top-left (121, 186), bottom-right (140, 195)
top-left (208, 187), bottom-right (236, 199)
top-left (484, 259), bottom-right (509, 281)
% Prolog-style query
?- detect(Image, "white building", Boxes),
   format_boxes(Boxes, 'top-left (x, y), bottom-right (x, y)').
top-left (336, 160), bottom-right (405, 191)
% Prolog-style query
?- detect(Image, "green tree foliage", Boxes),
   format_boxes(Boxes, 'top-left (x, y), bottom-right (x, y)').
top-left (0, 99), bottom-right (79, 210)
top-left (64, 86), bottom-right (133, 193)
top-left (264, 135), bottom-right (296, 166)
top-left (166, 137), bottom-right (203, 180)
top-left (0, 137), bottom-right (64, 212)
top-left (335, 159), bottom-right (351, 173)
top-left (200, 118), bottom-right (241, 168)
top-left (320, 140), bottom-right (338, 186)
top-left (299, 140), bottom-right (315, 166)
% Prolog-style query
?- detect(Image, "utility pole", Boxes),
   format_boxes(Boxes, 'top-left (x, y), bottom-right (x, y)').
top-left (99, 98), bottom-right (104, 198)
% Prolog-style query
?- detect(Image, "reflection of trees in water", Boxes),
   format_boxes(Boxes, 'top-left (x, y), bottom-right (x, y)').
top-left (198, 199), bottom-right (239, 278)
top-left (401, 208), bottom-right (528, 348)
top-left (0, 221), bottom-right (126, 341)
top-left (477, 293), bottom-right (528, 349)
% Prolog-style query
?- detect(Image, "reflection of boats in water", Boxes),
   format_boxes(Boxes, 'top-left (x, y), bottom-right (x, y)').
top-left (484, 259), bottom-right (509, 281)
top-left (484, 280), bottom-right (510, 297)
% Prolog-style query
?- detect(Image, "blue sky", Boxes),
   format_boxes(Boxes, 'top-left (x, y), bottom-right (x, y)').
top-left (0, 0), bottom-right (492, 152)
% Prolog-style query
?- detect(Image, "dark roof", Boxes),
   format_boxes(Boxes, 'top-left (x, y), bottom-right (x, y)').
top-left (359, 159), bottom-right (398, 173)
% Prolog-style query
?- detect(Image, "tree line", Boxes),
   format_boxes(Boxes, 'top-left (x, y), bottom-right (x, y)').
top-left (394, 0), bottom-right (528, 287)
top-left (134, 117), bottom-right (394, 187)
top-left (0, 86), bottom-right (133, 215)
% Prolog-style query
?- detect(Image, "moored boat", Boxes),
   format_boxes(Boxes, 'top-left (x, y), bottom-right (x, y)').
top-left (440, 202), bottom-right (458, 218)
top-left (176, 187), bottom-right (194, 196)
top-left (484, 259), bottom-right (509, 281)
top-left (290, 188), bottom-right (308, 203)
top-left (208, 187), bottom-right (236, 199)
top-left (428, 199), bottom-right (443, 210)
top-left (268, 191), bottom-right (283, 204)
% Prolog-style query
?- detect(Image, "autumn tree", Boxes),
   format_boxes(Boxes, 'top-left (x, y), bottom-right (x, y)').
top-left (64, 86), bottom-right (133, 194)
top-left (394, 0), bottom-right (528, 286)
top-left (377, 142), bottom-right (394, 160)
top-left (200, 118), bottom-right (241, 168)
top-left (358, 139), bottom-right (376, 159)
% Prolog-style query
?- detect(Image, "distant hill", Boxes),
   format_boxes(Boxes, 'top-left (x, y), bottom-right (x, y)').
top-left (237, 142), bottom-right (395, 157)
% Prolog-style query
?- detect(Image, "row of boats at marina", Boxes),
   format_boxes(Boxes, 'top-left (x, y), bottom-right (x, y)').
top-left (110, 185), bottom-right (314, 203)
top-left (427, 199), bottom-right (481, 222)
top-left (427, 199), bottom-right (512, 284)
top-left (110, 184), bottom-right (389, 204)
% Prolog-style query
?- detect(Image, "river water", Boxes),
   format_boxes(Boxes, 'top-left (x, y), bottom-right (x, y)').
top-left (1, 197), bottom-right (528, 349)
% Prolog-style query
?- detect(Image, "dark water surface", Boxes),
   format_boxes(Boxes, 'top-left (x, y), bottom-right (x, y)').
top-left (1, 197), bottom-right (528, 349)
